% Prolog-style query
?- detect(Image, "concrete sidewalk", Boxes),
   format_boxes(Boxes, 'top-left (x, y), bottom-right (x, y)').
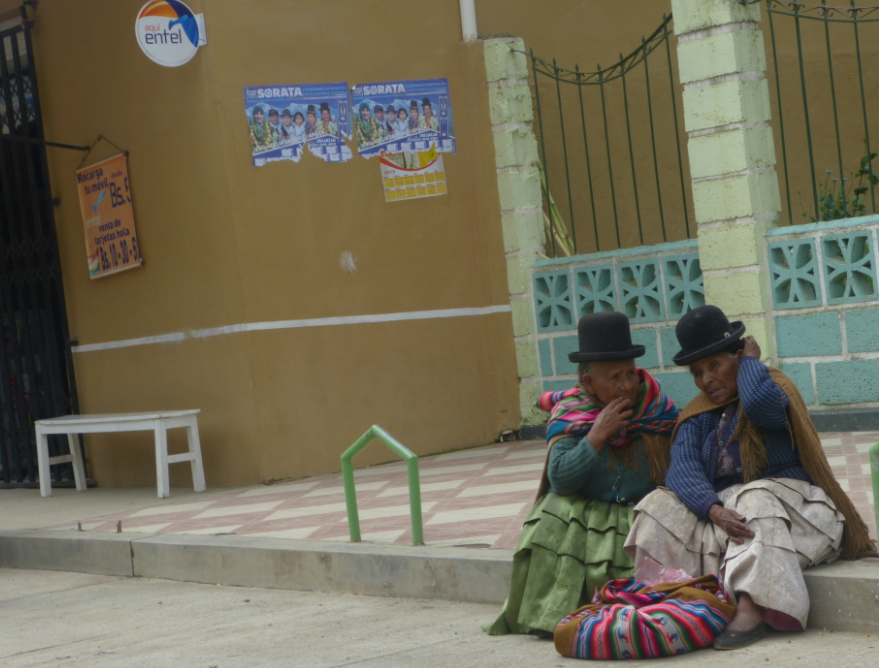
top-left (1, 437), bottom-right (877, 635)
top-left (9, 435), bottom-right (878, 544)
top-left (2, 568), bottom-right (877, 668)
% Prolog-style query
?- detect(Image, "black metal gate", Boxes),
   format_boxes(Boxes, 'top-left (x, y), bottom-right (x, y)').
top-left (523, 14), bottom-right (693, 256)
top-left (0, 13), bottom-right (80, 487)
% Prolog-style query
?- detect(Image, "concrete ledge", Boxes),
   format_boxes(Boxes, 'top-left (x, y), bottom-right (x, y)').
top-left (2, 530), bottom-right (878, 632)
top-left (130, 535), bottom-right (513, 604)
top-left (0, 530), bottom-right (133, 576)
top-left (804, 558), bottom-right (879, 633)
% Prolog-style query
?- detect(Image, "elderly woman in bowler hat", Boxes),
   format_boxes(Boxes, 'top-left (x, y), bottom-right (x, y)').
top-left (624, 305), bottom-right (874, 650)
top-left (487, 312), bottom-right (679, 636)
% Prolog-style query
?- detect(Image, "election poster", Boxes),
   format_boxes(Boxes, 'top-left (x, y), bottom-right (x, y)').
top-left (380, 144), bottom-right (448, 202)
top-left (351, 78), bottom-right (455, 159)
top-left (75, 154), bottom-right (143, 280)
top-left (243, 83), bottom-right (352, 166)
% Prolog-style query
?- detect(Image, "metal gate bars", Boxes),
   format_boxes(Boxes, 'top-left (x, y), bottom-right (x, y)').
top-left (764, 0), bottom-right (879, 225)
top-left (0, 16), bottom-right (80, 487)
top-left (521, 14), bottom-right (693, 257)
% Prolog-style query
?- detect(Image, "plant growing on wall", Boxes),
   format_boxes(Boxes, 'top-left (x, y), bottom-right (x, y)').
top-left (801, 152), bottom-right (879, 223)
top-left (539, 165), bottom-right (576, 257)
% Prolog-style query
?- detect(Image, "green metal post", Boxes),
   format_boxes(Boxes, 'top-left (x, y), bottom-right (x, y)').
top-left (340, 425), bottom-right (424, 545)
top-left (341, 430), bottom-right (371, 543)
top-left (871, 441), bottom-right (879, 539)
top-left (407, 457), bottom-right (424, 545)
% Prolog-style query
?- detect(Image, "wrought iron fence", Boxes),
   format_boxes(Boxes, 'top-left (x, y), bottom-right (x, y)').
top-left (763, 0), bottom-right (879, 225)
top-left (521, 14), bottom-right (693, 257)
top-left (0, 16), bottom-right (81, 487)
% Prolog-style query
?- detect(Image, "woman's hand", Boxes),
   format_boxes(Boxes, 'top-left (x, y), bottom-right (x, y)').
top-left (587, 397), bottom-right (633, 452)
top-left (708, 504), bottom-right (755, 544)
top-left (742, 335), bottom-right (761, 360)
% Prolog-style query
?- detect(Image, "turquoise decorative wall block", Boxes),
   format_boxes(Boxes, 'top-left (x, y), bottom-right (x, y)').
top-left (575, 264), bottom-right (617, 316)
top-left (617, 259), bottom-right (665, 323)
top-left (653, 372), bottom-right (699, 407)
top-left (664, 253), bottom-right (704, 319)
top-left (768, 239), bottom-right (821, 309)
top-left (775, 312), bottom-right (842, 357)
top-left (543, 379), bottom-right (575, 393)
top-left (777, 362), bottom-right (815, 405)
top-left (533, 270), bottom-right (574, 332)
top-left (538, 338), bottom-right (553, 376)
top-left (532, 243), bottom-right (703, 403)
top-left (631, 329), bottom-right (659, 369)
top-left (660, 326), bottom-right (679, 367)
top-left (821, 233), bottom-right (878, 304)
top-left (552, 335), bottom-right (579, 376)
top-left (815, 358), bottom-right (879, 404)
top-left (845, 307), bottom-right (879, 353)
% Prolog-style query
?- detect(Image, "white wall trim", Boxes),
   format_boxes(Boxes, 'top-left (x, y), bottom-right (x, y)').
top-left (72, 305), bottom-right (513, 354)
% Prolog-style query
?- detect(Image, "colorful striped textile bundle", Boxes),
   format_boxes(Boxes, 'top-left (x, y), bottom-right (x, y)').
top-left (554, 576), bottom-right (736, 660)
top-left (538, 368), bottom-right (679, 446)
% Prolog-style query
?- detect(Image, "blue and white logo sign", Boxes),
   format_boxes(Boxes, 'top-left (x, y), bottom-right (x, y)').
top-left (135, 0), bottom-right (206, 68)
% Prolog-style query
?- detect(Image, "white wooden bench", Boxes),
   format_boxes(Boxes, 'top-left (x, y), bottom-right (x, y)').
top-left (34, 410), bottom-right (206, 499)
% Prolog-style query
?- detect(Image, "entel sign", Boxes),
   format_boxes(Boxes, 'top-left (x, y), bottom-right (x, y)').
top-left (135, 0), bottom-right (206, 67)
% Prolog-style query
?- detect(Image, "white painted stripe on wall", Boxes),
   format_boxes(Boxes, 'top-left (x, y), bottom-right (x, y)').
top-left (72, 305), bottom-right (513, 354)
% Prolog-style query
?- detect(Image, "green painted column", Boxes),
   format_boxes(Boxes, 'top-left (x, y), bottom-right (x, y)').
top-left (484, 38), bottom-right (547, 425)
top-left (672, 0), bottom-right (780, 358)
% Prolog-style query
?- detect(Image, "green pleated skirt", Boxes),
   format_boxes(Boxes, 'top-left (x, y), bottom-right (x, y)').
top-left (485, 492), bottom-right (635, 635)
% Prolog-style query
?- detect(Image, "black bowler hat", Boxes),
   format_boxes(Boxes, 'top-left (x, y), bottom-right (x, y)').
top-left (268, 108), bottom-right (279, 116)
top-left (410, 100), bottom-right (419, 109)
top-left (422, 97), bottom-right (432, 108)
top-left (307, 104), bottom-right (316, 113)
top-left (672, 305), bottom-right (746, 366)
top-left (568, 312), bottom-right (645, 363)
top-left (374, 104), bottom-right (384, 112)
top-left (320, 102), bottom-right (331, 112)
top-left (281, 109), bottom-right (292, 117)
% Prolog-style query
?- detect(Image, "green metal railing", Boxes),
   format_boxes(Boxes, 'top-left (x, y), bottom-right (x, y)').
top-left (521, 13), bottom-right (693, 256)
top-left (341, 425), bottom-right (423, 545)
top-left (763, 0), bottom-right (879, 225)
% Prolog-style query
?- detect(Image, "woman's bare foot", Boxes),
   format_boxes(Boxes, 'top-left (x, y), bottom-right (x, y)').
top-left (727, 592), bottom-right (765, 632)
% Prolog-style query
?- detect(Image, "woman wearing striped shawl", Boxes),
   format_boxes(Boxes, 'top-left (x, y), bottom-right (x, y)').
top-left (486, 312), bottom-right (679, 636)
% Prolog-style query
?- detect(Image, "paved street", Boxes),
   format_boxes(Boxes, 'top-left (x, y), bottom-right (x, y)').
top-left (1, 569), bottom-right (876, 668)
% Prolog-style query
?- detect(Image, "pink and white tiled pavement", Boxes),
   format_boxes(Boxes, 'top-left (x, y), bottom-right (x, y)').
top-left (50, 433), bottom-right (878, 547)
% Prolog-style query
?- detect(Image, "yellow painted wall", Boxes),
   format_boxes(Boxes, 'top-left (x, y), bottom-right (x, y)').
top-left (32, 0), bottom-right (519, 487)
top-left (26, 0), bottom-right (870, 487)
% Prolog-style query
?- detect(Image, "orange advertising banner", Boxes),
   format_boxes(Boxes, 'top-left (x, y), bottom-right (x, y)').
top-left (75, 153), bottom-right (143, 279)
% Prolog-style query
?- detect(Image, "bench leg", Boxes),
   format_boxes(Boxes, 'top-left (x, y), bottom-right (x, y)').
top-left (36, 425), bottom-right (52, 497)
top-left (154, 421), bottom-right (170, 499)
top-left (185, 417), bottom-right (206, 493)
top-left (67, 434), bottom-right (87, 492)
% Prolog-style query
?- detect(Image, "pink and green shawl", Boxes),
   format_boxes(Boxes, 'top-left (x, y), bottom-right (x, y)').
top-left (538, 368), bottom-right (678, 446)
